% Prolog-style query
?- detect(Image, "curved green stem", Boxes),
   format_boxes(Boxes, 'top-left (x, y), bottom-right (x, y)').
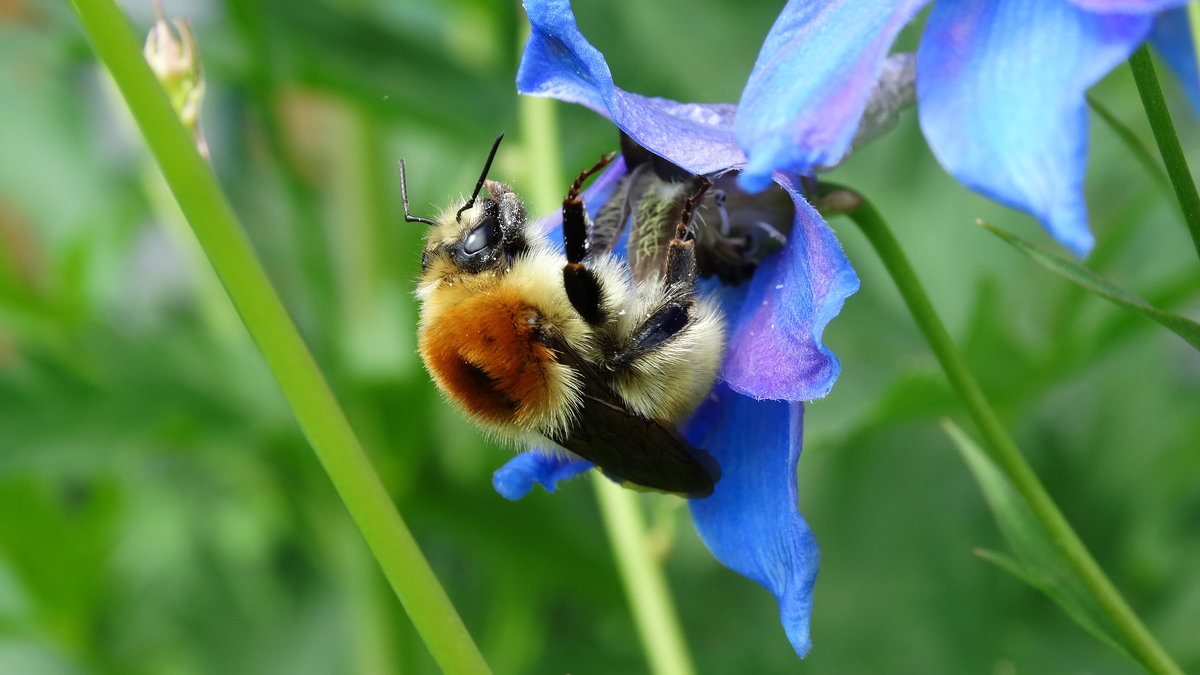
top-left (1128, 45), bottom-right (1200, 262)
top-left (68, 2), bottom-right (490, 673)
top-left (836, 190), bottom-right (1182, 675)
top-left (593, 476), bottom-right (697, 675)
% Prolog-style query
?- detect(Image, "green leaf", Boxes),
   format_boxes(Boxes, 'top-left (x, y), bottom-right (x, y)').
top-left (68, 1), bottom-right (490, 671)
top-left (980, 220), bottom-right (1200, 350)
top-left (941, 419), bottom-right (1132, 660)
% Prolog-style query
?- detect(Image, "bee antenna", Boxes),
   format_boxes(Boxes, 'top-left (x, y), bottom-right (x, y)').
top-left (398, 159), bottom-right (437, 226)
top-left (456, 132), bottom-right (505, 222)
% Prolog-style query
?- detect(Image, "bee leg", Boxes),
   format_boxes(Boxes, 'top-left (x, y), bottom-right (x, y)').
top-left (590, 162), bottom-right (647, 256)
top-left (662, 177), bottom-right (711, 293)
top-left (662, 228), bottom-right (697, 293)
top-left (611, 178), bottom-right (711, 367)
top-left (562, 153), bottom-right (616, 326)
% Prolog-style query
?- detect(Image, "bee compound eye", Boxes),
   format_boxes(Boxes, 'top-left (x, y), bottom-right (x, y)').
top-left (462, 216), bottom-right (501, 255)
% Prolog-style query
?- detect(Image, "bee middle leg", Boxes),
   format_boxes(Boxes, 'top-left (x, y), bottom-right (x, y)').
top-left (562, 152), bottom-right (616, 325)
top-left (662, 177), bottom-right (711, 292)
top-left (612, 178), bottom-right (711, 367)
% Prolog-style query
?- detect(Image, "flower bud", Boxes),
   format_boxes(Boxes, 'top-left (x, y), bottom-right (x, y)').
top-left (144, 0), bottom-right (208, 158)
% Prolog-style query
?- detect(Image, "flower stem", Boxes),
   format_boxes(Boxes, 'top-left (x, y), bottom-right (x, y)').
top-left (1128, 45), bottom-right (1200, 262)
top-left (68, 1), bottom-right (490, 673)
top-left (518, 93), bottom-right (565, 222)
top-left (838, 191), bottom-right (1183, 675)
top-left (592, 476), bottom-right (697, 675)
top-left (517, 87), bottom-right (697, 675)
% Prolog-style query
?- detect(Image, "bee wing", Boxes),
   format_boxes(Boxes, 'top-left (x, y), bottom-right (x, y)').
top-left (539, 331), bottom-right (718, 498)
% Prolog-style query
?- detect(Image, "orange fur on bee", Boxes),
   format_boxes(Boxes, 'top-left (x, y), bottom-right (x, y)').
top-left (419, 288), bottom-right (560, 426)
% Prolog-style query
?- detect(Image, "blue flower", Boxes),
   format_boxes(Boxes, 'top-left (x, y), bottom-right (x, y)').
top-left (491, 0), bottom-right (880, 657)
top-left (734, 0), bottom-right (1199, 257)
top-left (494, 0), bottom-right (1196, 660)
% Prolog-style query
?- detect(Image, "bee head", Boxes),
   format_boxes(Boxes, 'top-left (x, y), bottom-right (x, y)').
top-left (401, 134), bottom-right (529, 281)
top-left (421, 183), bottom-right (527, 276)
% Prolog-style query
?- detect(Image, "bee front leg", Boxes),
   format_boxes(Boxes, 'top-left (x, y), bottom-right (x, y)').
top-left (611, 178), bottom-right (712, 367)
top-left (562, 153), bottom-right (616, 325)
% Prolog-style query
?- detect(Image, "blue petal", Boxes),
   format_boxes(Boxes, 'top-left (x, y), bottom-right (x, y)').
top-left (493, 451), bottom-right (594, 500)
top-left (722, 174), bottom-right (859, 401)
top-left (1150, 8), bottom-right (1200, 112)
top-left (917, 0), bottom-right (1154, 257)
top-left (684, 382), bottom-right (817, 657)
top-left (518, 0), bottom-right (745, 174)
top-left (734, 0), bottom-right (930, 192)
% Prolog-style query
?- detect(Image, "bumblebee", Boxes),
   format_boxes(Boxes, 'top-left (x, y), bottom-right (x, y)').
top-left (403, 135), bottom-right (724, 497)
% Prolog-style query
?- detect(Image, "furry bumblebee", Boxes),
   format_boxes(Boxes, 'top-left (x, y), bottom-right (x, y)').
top-left (404, 135), bottom-right (724, 497)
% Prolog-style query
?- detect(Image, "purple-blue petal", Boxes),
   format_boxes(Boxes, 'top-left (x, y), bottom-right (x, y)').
top-left (1066, 0), bottom-right (1190, 13)
top-left (722, 174), bottom-right (859, 401)
top-left (684, 382), bottom-right (817, 657)
top-left (516, 0), bottom-right (611, 116)
top-left (493, 451), bottom-right (594, 500)
top-left (518, 0), bottom-right (745, 174)
top-left (734, 0), bottom-right (930, 192)
top-left (1150, 8), bottom-right (1200, 112)
top-left (917, 0), bottom-right (1154, 257)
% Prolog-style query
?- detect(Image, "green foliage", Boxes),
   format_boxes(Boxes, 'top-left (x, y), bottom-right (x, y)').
top-left (942, 419), bottom-right (1130, 660)
top-left (2, 0), bottom-right (1198, 673)
top-left (982, 221), bottom-right (1200, 351)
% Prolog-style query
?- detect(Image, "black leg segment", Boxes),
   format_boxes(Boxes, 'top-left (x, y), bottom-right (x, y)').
top-left (562, 152), bottom-right (616, 264)
top-left (563, 200), bottom-right (589, 264)
top-left (561, 152), bottom-right (617, 325)
top-left (563, 264), bottom-right (606, 325)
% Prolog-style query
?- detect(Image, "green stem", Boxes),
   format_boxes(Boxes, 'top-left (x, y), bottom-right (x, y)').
top-left (517, 89), bottom-right (696, 675)
top-left (68, 2), bottom-right (490, 673)
top-left (1086, 95), bottom-right (1171, 196)
top-left (592, 476), bottom-right (697, 675)
top-left (1128, 45), bottom-right (1200, 262)
top-left (838, 191), bottom-right (1182, 675)
top-left (518, 93), bottom-right (565, 219)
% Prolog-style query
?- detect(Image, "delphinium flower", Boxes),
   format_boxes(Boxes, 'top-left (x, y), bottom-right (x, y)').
top-left (734, 0), bottom-right (1200, 258)
top-left (490, 0), bottom-right (913, 656)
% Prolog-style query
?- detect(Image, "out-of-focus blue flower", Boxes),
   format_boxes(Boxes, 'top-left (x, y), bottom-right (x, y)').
top-left (491, 0), bottom-right (885, 657)
top-left (734, 0), bottom-right (1197, 257)
top-left (1150, 7), bottom-right (1200, 110)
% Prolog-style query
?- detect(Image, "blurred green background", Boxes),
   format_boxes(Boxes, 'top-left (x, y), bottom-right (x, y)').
top-left (3, 0), bottom-right (1199, 672)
